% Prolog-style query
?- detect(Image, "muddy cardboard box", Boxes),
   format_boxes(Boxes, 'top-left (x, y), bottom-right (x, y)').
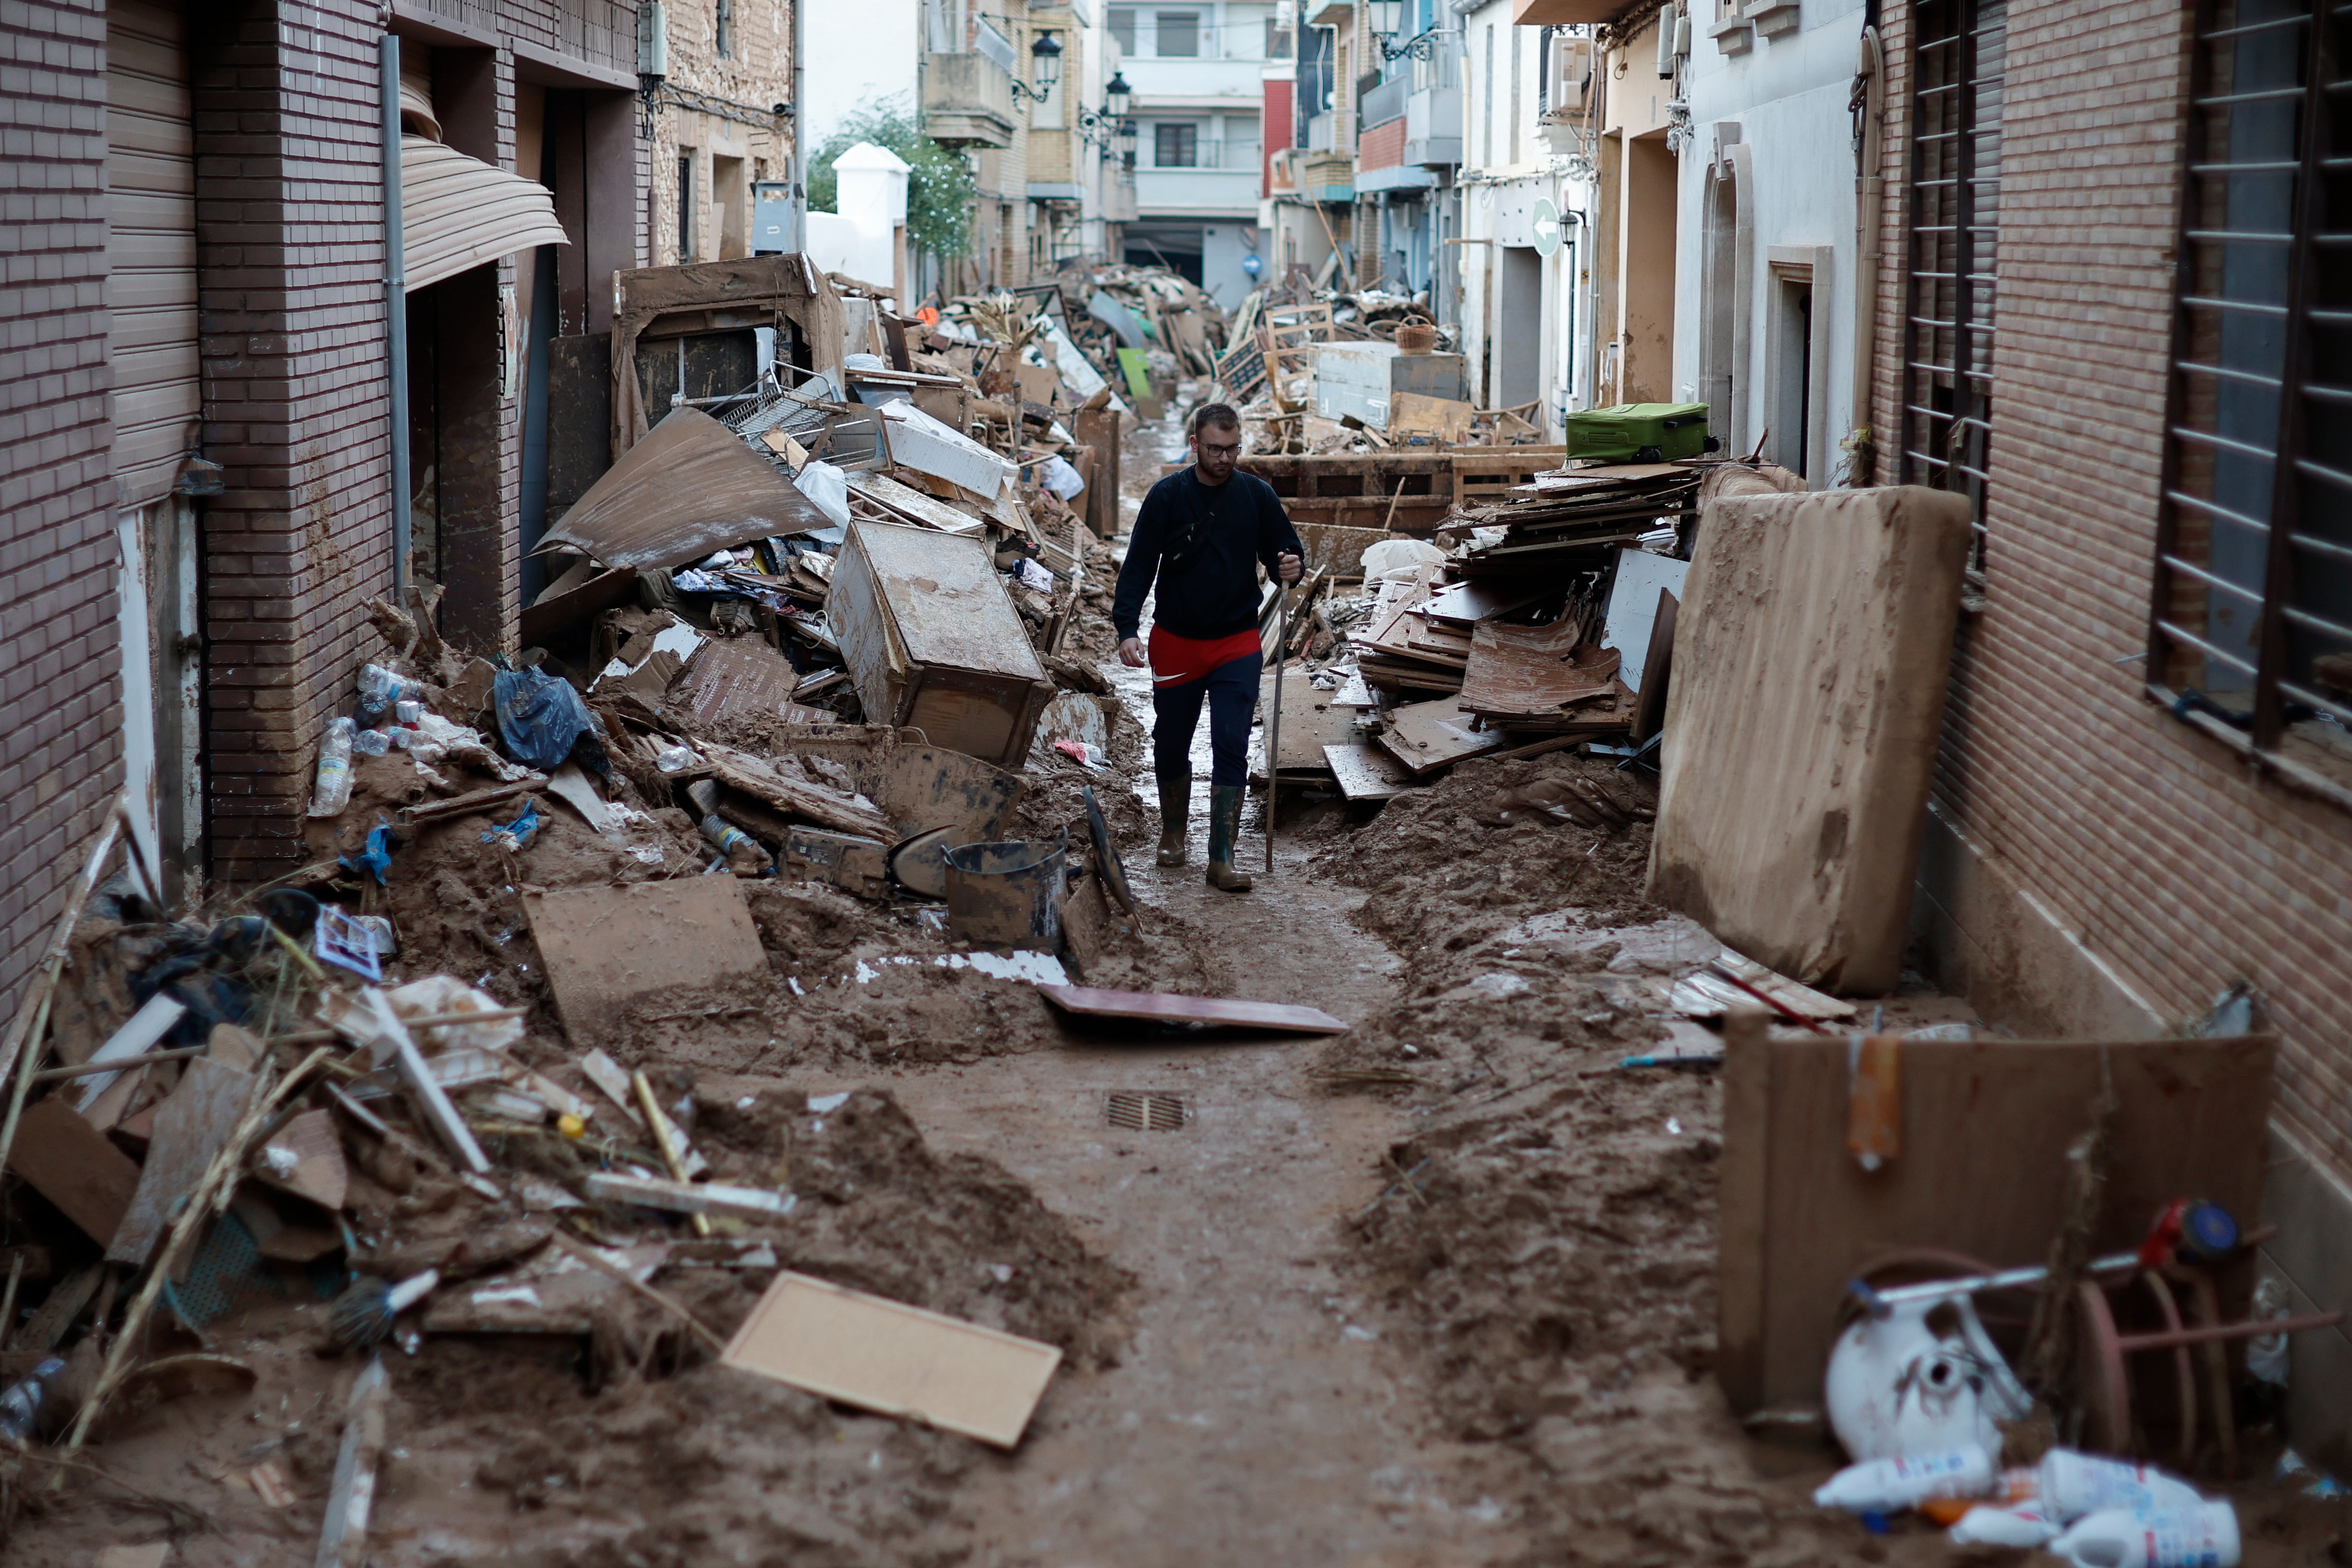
top-left (830, 518), bottom-right (1055, 769)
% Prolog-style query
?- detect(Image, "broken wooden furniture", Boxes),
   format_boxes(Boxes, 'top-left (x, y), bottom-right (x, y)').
top-left (829, 518), bottom-right (1055, 768)
top-left (610, 253), bottom-right (849, 457)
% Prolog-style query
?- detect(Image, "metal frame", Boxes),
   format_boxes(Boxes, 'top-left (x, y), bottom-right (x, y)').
top-left (1897, 0), bottom-right (2001, 575)
top-left (2148, 0), bottom-right (2352, 807)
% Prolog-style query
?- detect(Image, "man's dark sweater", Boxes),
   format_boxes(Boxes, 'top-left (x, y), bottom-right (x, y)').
top-left (1112, 466), bottom-right (1304, 642)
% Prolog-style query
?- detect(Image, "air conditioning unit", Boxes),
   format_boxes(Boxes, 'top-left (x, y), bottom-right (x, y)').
top-left (1542, 36), bottom-right (1592, 121)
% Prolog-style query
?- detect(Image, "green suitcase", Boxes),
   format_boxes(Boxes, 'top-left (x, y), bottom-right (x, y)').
top-left (1563, 402), bottom-right (1712, 463)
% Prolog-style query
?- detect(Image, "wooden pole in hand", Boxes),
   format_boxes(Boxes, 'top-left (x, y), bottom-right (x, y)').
top-left (1265, 590), bottom-right (1287, 874)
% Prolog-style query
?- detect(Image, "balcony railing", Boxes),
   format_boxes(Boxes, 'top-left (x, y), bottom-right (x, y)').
top-left (923, 51), bottom-right (1014, 148)
top-left (1359, 72), bottom-right (1409, 130)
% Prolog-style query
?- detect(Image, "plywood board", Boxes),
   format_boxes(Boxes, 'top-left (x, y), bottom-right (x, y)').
top-left (1376, 696), bottom-right (1505, 776)
top-left (1717, 1033), bottom-right (2276, 1417)
top-left (6, 1099), bottom-right (142, 1245)
top-left (524, 880), bottom-right (768, 1044)
top-left (110, 1055), bottom-right (256, 1264)
top-left (1649, 487), bottom-right (1972, 995)
top-left (669, 637), bottom-right (799, 724)
top-left (1260, 666), bottom-right (1354, 773)
top-left (1599, 548), bottom-right (1690, 693)
top-left (723, 1271), bottom-right (1062, 1448)
top-left (1038, 985), bottom-right (1346, 1035)
top-left (1324, 743), bottom-right (1425, 801)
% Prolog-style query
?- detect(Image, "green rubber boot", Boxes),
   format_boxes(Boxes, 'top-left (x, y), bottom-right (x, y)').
top-left (1206, 785), bottom-right (1254, 893)
top-left (1157, 769), bottom-right (1189, 867)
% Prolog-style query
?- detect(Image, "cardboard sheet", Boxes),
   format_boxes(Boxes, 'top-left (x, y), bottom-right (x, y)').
top-left (723, 1271), bottom-right (1062, 1448)
top-left (109, 1056), bottom-right (256, 1266)
top-left (1648, 487), bottom-right (1972, 994)
top-left (6, 1100), bottom-right (142, 1246)
top-left (524, 880), bottom-right (768, 1044)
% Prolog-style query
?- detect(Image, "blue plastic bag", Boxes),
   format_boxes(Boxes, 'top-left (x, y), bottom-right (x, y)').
top-left (493, 668), bottom-right (597, 772)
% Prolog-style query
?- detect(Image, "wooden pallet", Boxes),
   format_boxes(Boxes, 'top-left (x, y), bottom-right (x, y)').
top-left (1450, 447), bottom-right (1568, 507)
top-left (1240, 452), bottom-right (1456, 534)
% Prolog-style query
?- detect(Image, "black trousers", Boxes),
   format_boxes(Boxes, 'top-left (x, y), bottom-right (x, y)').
top-left (1152, 649), bottom-right (1261, 791)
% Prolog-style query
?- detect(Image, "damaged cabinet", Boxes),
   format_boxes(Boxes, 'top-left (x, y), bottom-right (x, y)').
top-left (829, 519), bottom-right (1054, 768)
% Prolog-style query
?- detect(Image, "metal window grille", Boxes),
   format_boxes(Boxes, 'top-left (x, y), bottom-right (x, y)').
top-left (1898, 0), bottom-right (2006, 578)
top-left (2150, 0), bottom-right (2352, 800)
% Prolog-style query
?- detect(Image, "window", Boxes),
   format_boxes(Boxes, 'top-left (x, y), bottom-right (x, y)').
top-left (1155, 121), bottom-right (1199, 166)
top-left (1156, 9), bottom-right (1200, 55)
top-left (1108, 5), bottom-right (1136, 53)
top-left (2150, 0), bottom-right (2352, 792)
top-left (716, 0), bottom-right (732, 58)
top-left (1897, 0), bottom-right (2005, 574)
top-left (1267, 17), bottom-right (1293, 58)
top-left (677, 152), bottom-right (696, 261)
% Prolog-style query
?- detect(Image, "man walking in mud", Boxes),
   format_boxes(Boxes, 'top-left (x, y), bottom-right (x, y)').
top-left (1114, 403), bottom-right (1304, 893)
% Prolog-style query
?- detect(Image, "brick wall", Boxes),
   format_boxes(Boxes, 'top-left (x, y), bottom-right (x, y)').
top-left (1358, 113), bottom-right (1404, 174)
top-left (195, 0), bottom-right (399, 885)
top-left (1873, 0), bottom-right (2352, 1184)
top-left (0, 0), bottom-right (126, 1030)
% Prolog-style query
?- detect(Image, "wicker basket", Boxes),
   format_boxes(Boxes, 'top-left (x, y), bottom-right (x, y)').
top-left (1395, 321), bottom-right (1439, 355)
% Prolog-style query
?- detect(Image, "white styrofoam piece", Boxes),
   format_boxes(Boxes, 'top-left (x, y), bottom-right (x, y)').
top-left (879, 400), bottom-right (1016, 495)
top-left (1600, 548), bottom-right (1692, 693)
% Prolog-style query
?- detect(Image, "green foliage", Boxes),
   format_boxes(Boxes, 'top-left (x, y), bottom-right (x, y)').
top-left (805, 103), bottom-right (978, 261)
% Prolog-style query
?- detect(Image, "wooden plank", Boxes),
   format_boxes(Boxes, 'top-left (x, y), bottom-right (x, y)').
top-left (108, 1055), bottom-right (254, 1265)
top-left (524, 880), bottom-right (769, 1046)
top-left (1260, 665), bottom-right (1356, 773)
top-left (1037, 985), bottom-right (1346, 1035)
top-left (1717, 1033), bottom-right (2276, 1417)
top-left (1375, 696), bottom-right (1506, 776)
top-left (723, 1271), bottom-right (1062, 1448)
top-left (1324, 743), bottom-right (1425, 802)
top-left (7, 1100), bottom-right (143, 1245)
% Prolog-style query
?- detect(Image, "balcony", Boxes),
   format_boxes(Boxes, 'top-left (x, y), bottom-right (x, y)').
top-left (1297, 147), bottom-right (1354, 203)
top-left (1405, 82), bottom-right (1461, 166)
top-left (1120, 56), bottom-right (1268, 104)
top-left (923, 52), bottom-right (1015, 147)
top-left (1135, 164), bottom-right (1262, 217)
top-left (1359, 73), bottom-right (1408, 131)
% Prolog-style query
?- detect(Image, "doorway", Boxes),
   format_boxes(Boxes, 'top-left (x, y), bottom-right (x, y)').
top-left (1495, 243), bottom-right (1542, 410)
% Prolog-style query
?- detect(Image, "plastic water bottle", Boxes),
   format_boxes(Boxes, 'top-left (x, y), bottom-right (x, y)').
top-left (308, 716), bottom-right (356, 818)
top-left (353, 727), bottom-right (392, 757)
top-left (1949, 1503), bottom-right (2062, 1548)
top-left (0, 1356), bottom-right (67, 1443)
top-left (1814, 1445), bottom-right (1995, 1513)
top-left (2046, 1504), bottom-right (2240, 1568)
top-left (2042, 1449), bottom-right (2205, 1521)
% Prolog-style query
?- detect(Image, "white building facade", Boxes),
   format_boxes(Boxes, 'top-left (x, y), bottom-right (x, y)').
top-left (1673, 0), bottom-right (1868, 486)
top-left (1113, 0), bottom-right (1279, 303)
top-left (1453, 1), bottom-right (1597, 436)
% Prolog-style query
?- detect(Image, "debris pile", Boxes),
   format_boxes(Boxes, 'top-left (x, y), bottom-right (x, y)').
top-left (1246, 451), bottom-right (1785, 809)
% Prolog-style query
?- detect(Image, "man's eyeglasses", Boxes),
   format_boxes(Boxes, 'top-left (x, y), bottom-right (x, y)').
top-left (1197, 440), bottom-right (1242, 458)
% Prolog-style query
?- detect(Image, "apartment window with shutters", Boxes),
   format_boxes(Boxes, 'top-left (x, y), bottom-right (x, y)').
top-left (1897, 0), bottom-right (2005, 583)
top-left (716, 0), bottom-right (733, 57)
top-left (2149, 0), bottom-right (2352, 799)
top-left (1156, 10), bottom-right (1200, 55)
top-left (677, 153), bottom-right (696, 261)
top-left (1155, 121), bottom-right (1199, 166)
top-left (1109, 6), bottom-right (1136, 53)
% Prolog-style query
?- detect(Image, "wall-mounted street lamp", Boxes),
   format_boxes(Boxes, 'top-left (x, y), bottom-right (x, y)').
top-left (1009, 32), bottom-right (1064, 102)
top-left (1078, 72), bottom-right (1134, 151)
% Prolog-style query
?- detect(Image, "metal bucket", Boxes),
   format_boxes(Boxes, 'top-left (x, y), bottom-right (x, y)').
top-left (942, 837), bottom-right (1066, 948)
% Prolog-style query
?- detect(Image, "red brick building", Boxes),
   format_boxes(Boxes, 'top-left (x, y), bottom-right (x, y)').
top-left (0, 0), bottom-right (648, 1013)
top-left (1873, 0), bottom-right (2352, 1470)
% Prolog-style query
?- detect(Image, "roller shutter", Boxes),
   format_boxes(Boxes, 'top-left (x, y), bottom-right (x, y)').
top-left (106, 0), bottom-right (200, 508)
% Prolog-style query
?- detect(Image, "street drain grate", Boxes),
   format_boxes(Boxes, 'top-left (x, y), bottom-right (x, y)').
top-left (1107, 1091), bottom-right (1189, 1132)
